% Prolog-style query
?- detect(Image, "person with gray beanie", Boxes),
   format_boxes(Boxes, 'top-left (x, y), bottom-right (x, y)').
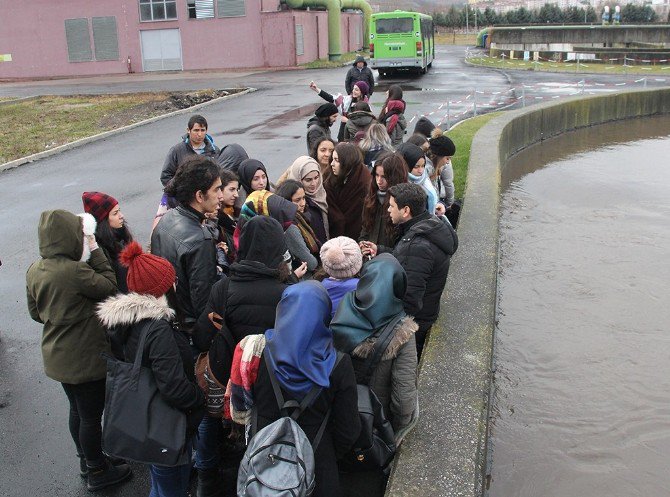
top-left (319, 236), bottom-right (363, 318)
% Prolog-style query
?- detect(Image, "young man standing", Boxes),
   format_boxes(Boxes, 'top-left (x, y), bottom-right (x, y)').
top-left (161, 114), bottom-right (220, 186)
top-left (345, 55), bottom-right (375, 96)
top-left (361, 182), bottom-right (458, 357)
top-left (151, 155), bottom-right (223, 328)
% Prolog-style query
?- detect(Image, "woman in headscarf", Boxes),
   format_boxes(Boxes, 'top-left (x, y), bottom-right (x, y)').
top-left (237, 190), bottom-right (319, 278)
top-left (396, 142), bottom-right (438, 216)
top-left (331, 253), bottom-right (418, 442)
top-left (236, 158), bottom-right (273, 210)
top-left (252, 282), bottom-right (361, 497)
top-left (277, 155), bottom-right (329, 244)
top-left (324, 142), bottom-right (371, 240)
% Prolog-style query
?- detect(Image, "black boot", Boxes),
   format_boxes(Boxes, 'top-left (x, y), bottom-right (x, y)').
top-left (77, 453), bottom-right (87, 478)
top-left (197, 468), bottom-right (223, 497)
top-left (86, 460), bottom-right (132, 492)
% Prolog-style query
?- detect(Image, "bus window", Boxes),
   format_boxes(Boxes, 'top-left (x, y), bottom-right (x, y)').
top-left (375, 17), bottom-right (413, 34)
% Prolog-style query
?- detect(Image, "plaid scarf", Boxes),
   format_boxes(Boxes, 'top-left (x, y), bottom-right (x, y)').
top-left (224, 334), bottom-right (266, 425)
top-left (295, 211), bottom-right (320, 255)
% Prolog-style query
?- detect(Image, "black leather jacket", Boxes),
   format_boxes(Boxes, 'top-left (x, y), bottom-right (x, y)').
top-left (150, 205), bottom-right (218, 323)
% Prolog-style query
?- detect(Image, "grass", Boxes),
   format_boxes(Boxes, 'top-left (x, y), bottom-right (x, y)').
top-left (0, 92), bottom-right (201, 164)
top-left (301, 50), bottom-right (369, 69)
top-left (436, 33), bottom-right (477, 46)
top-left (446, 112), bottom-right (501, 199)
top-left (467, 55), bottom-right (670, 75)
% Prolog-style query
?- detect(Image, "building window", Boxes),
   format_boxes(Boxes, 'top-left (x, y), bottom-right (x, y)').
top-left (92, 17), bottom-right (119, 61)
top-left (217, 0), bottom-right (245, 18)
top-left (140, 0), bottom-right (178, 22)
top-left (188, 0), bottom-right (215, 18)
top-left (65, 18), bottom-right (93, 62)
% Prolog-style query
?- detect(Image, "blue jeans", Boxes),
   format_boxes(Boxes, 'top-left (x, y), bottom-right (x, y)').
top-left (149, 461), bottom-right (191, 497)
top-left (194, 415), bottom-right (223, 470)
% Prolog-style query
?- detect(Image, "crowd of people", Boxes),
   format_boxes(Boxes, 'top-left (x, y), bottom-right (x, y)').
top-left (26, 72), bottom-right (460, 497)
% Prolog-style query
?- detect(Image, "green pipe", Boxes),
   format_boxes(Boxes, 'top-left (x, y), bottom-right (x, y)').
top-left (342, 0), bottom-right (371, 52)
top-left (283, 0), bottom-right (370, 61)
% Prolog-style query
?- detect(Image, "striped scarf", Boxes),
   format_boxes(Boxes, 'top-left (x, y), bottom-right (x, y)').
top-left (224, 334), bottom-right (266, 425)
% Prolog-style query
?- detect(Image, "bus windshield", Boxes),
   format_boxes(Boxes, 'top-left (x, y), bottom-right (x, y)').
top-left (375, 17), bottom-right (413, 34)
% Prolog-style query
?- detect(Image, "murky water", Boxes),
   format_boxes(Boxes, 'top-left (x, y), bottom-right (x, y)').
top-left (488, 116), bottom-right (670, 497)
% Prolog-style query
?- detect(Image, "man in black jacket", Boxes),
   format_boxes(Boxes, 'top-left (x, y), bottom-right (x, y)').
top-left (160, 114), bottom-right (220, 186)
top-left (345, 55), bottom-right (375, 96)
top-left (361, 183), bottom-right (458, 357)
top-left (151, 156), bottom-right (223, 328)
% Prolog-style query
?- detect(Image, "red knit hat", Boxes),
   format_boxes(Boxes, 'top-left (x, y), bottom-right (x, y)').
top-left (119, 241), bottom-right (176, 297)
top-left (82, 191), bottom-right (118, 223)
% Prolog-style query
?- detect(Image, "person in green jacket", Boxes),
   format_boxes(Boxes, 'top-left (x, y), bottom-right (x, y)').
top-left (26, 209), bottom-right (132, 492)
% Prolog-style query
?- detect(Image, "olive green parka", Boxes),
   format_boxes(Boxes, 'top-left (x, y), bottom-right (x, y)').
top-left (26, 210), bottom-right (117, 384)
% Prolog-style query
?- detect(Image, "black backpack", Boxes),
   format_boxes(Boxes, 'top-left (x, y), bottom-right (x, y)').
top-left (338, 315), bottom-right (403, 472)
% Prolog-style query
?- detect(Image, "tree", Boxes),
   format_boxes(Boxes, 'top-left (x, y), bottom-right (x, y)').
top-left (483, 6), bottom-right (500, 25)
top-left (586, 6), bottom-right (598, 22)
top-left (538, 3), bottom-right (564, 23)
top-left (621, 4), bottom-right (658, 23)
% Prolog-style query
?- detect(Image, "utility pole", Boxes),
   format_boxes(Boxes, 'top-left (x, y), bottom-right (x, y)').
top-left (466, 5), bottom-right (469, 34)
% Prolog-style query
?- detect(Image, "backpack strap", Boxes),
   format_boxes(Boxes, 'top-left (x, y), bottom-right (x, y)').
top-left (359, 314), bottom-right (405, 386)
top-left (260, 351), bottom-right (343, 451)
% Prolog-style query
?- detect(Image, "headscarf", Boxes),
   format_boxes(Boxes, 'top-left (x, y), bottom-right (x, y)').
top-left (278, 156), bottom-right (329, 232)
top-left (239, 190), bottom-right (320, 255)
top-left (237, 159), bottom-right (268, 195)
top-left (239, 190), bottom-right (297, 231)
top-left (237, 215), bottom-right (287, 270)
top-left (265, 281), bottom-right (337, 400)
top-left (331, 253), bottom-right (406, 353)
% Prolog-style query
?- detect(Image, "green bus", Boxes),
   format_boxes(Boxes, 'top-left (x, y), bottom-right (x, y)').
top-left (369, 11), bottom-right (435, 77)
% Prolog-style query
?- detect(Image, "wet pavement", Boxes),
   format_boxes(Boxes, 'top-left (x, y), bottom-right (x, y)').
top-left (1, 44), bottom-right (670, 496)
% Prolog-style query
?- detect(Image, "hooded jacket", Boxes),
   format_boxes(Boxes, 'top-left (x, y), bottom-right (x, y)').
top-left (345, 56), bottom-right (375, 95)
top-left (344, 110), bottom-right (376, 141)
top-left (330, 254), bottom-right (418, 438)
top-left (26, 210), bottom-right (118, 384)
top-left (391, 211), bottom-right (458, 328)
top-left (150, 205), bottom-right (218, 323)
top-left (98, 293), bottom-right (205, 431)
top-left (217, 143), bottom-right (249, 173)
top-left (222, 216), bottom-right (289, 343)
top-left (161, 134), bottom-right (220, 186)
top-left (306, 116), bottom-right (332, 154)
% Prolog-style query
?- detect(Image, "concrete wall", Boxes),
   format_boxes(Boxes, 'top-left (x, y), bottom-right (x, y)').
top-left (490, 25), bottom-right (670, 47)
top-left (0, 0), bottom-right (363, 79)
top-left (386, 87), bottom-right (670, 497)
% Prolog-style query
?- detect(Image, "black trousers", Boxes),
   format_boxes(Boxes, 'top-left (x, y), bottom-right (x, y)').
top-left (61, 378), bottom-right (106, 468)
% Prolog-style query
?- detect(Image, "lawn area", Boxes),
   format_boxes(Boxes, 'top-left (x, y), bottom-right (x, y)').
top-left (436, 33), bottom-right (477, 46)
top-left (467, 55), bottom-right (670, 76)
top-left (301, 50), bottom-right (369, 69)
top-left (446, 112), bottom-right (501, 199)
top-left (0, 90), bottom-right (230, 164)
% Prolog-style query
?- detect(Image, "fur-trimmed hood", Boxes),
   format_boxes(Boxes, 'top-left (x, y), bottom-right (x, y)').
top-left (97, 292), bottom-right (174, 328)
top-left (351, 316), bottom-right (417, 361)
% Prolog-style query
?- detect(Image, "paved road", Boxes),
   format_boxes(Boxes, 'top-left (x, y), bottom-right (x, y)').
top-left (1, 44), bottom-right (668, 496)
